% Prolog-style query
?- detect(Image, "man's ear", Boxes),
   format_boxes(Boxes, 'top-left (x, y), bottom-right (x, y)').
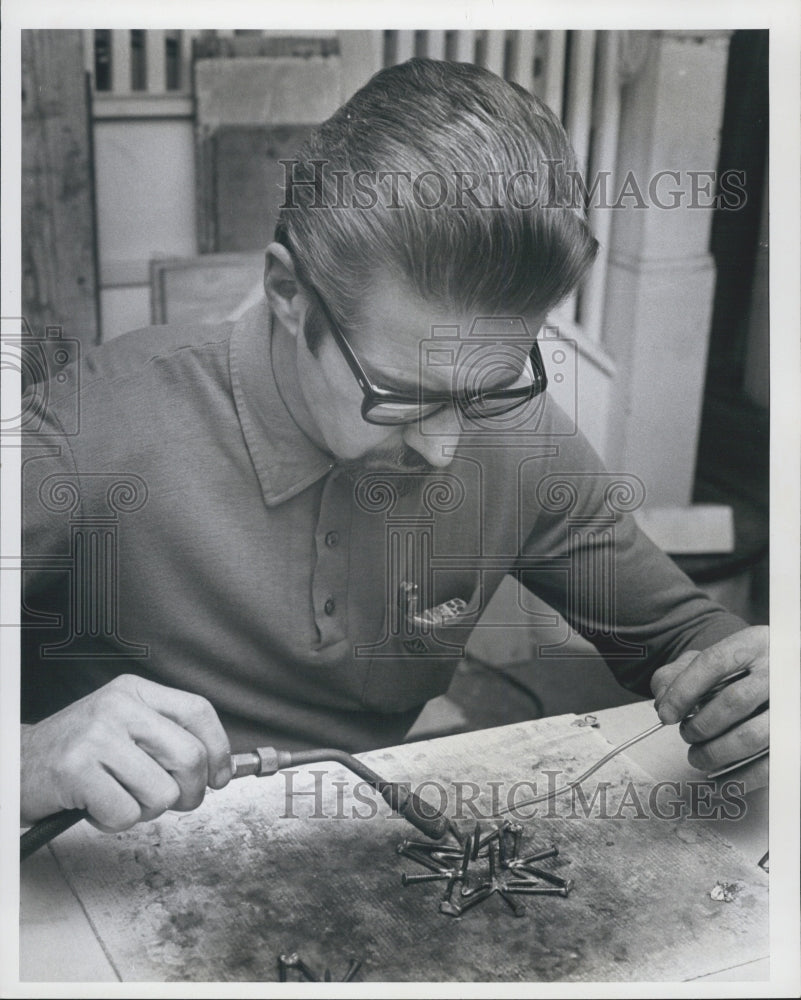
top-left (264, 242), bottom-right (306, 338)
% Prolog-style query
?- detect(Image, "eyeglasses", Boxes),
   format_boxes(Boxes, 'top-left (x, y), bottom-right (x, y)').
top-left (310, 285), bottom-right (548, 427)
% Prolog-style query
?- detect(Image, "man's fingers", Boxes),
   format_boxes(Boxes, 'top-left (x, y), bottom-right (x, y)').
top-left (79, 765), bottom-right (147, 832)
top-left (686, 708), bottom-right (769, 773)
top-left (21, 676), bottom-right (234, 828)
top-left (651, 650), bottom-right (700, 705)
top-left (128, 710), bottom-right (212, 812)
top-left (679, 671), bottom-right (767, 743)
top-left (655, 628), bottom-right (768, 726)
top-left (64, 742), bottom-right (182, 829)
top-left (127, 677), bottom-right (232, 788)
top-left (101, 740), bottom-right (184, 815)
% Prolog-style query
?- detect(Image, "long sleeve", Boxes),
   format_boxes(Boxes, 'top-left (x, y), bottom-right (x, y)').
top-left (21, 394), bottom-right (87, 720)
top-left (516, 396), bottom-right (748, 696)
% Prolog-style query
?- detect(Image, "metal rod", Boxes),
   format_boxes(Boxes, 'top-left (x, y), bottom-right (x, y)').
top-left (495, 721), bottom-right (665, 814)
top-left (706, 746), bottom-right (769, 779)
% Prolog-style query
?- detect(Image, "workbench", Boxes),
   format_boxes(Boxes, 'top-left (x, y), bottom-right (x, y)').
top-left (19, 701), bottom-right (769, 984)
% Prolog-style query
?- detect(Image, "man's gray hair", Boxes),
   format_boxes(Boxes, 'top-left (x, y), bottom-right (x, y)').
top-left (276, 58), bottom-right (599, 348)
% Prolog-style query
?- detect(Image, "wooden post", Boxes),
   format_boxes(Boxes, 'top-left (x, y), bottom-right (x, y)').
top-left (21, 30), bottom-right (99, 350)
top-left (602, 30), bottom-right (732, 507)
top-left (744, 160), bottom-right (769, 409)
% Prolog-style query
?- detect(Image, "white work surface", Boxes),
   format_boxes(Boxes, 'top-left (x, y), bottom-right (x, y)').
top-left (19, 701), bottom-right (768, 984)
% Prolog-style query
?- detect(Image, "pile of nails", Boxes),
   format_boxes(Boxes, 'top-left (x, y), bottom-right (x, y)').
top-left (397, 820), bottom-right (573, 918)
top-left (277, 952), bottom-right (362, 982)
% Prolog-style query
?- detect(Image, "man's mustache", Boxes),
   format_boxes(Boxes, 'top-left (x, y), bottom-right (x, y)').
top-left (338, 442), bottom-right (435, 476)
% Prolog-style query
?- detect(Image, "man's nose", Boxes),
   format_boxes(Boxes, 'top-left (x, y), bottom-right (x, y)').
top-left (402, 405), bottom-right (462, 468)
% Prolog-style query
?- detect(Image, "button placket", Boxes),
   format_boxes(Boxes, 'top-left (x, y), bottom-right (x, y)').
top-left (312, 472), bottom-right (349, 646)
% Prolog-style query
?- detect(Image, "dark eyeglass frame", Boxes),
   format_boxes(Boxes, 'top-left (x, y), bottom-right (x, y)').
top-left (310, 284), bottom-right (549, 426)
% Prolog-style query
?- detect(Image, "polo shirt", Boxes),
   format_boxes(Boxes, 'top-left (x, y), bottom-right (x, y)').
top-left (21, 299), bottom-right (747, 751)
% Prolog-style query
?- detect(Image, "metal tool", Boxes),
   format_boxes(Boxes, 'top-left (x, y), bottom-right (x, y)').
top-left (705, 747), bottom-right (769, 779)
top-left (496, 666), bottom-right (767, 814)
top-left (20, 745), bottom-right (454, 861)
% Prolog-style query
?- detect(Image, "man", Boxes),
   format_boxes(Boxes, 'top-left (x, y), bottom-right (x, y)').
top-left (21, 58), bottom-right (768, 832)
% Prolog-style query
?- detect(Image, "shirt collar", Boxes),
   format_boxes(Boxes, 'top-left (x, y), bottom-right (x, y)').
top-left (230, 298), bottom-right (334, 507)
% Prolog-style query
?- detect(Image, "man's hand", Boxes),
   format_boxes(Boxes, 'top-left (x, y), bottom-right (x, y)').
top-left (650, 626), bottom-right (769, 789)
top-left (21, 675), bottom-right (232, 830)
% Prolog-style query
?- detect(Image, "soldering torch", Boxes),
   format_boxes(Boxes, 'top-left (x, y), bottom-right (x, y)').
top-left (20, 745), bottom-right (454, 862)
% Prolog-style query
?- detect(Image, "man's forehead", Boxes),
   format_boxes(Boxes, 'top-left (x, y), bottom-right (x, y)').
top-left (350, 272), bottom-right (539, 383)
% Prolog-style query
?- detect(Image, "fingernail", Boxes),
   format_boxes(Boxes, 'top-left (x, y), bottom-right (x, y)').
top-left (658, 702), bottom-right (678, 725)
top-left (213, 766), bottom-right (232, 787)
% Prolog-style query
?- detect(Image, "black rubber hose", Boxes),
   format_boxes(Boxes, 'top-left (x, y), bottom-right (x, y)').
top-left (20, 808), bottom-right (86, 862)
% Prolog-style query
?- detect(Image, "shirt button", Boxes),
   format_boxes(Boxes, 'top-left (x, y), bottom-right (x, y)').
top-left (325, 531), bottom-right (339, 548)
top-left (324, 597), bottom-right (336, 615)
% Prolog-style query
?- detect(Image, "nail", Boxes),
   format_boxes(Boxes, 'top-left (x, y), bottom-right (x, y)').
top-left (514, 845), bottom-right (558, 865)
top-left (402, 871), bottom-right (453, 885)
top-left (505, 884), bottom-right (569, 897)
top-left (518, 864), bottom-right (569, 888)
top-left (498, 889), bottom-right (526, 917)
top-left (498, 827), bottom-right (508, 867)
top-left (488, 841), bottom-right (497, 879)
top-left (459, 835), bottom-right (473, 877)
top-left (471, 822), bottom-right (483, 860)
top-left (428, 844), bottom-right (464, 859)
top-left (478, 826), bottom-right (501, 851)
top-left (439, 874), bottom-right (462, 916)
top-left (294, 956), bottom-right (319, 981)
top-left (447, 819), bottom-right (463, 843)
top-left (342, 959), bottom-right (362, 982)
top-left (403, 839), bottom-right (458, 853)
top-left (277, 955), bottom-right (289, 982)
top-left (398, 846), bottom-right (450, 873)
top-left (454, 887), bottom-right (493, 912)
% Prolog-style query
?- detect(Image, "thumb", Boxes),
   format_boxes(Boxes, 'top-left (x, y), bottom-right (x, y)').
top-left (651, 650), bottom-right (702, 709)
